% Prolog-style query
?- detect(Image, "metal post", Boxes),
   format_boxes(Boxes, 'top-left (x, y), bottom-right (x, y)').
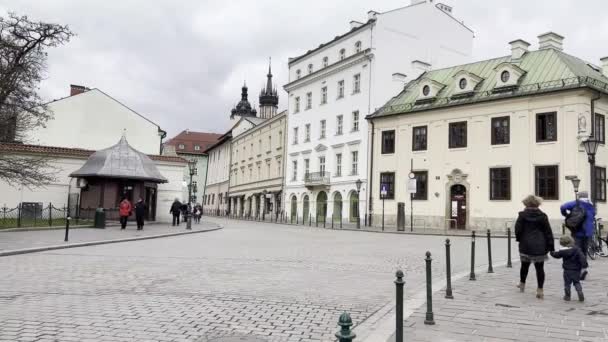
top-left (356, 190), bottom-right (361, 229)
top-left (382, 198), bottom-right (385, 231)
top-left (487, 229), bottom-right (494, 273)
top-left (332, 215), bottom-right (334, 229)
top-left (445, 238), bottom-right (454, 299)
top-left (469, 230), bottom-right (476, 281)
top-left (340, 213), bottom-right (343, 229)
top-left (507, 228), bottom-right (513, 268)
top-left (424, 251), bottom-right (435, 325)
top-left (335, 312), bottom-right (356, 342)
top-left (323, 214), bottom-right (326, 228)
top-left (17, 203), bottom-right (21, 228)
top-left (410, 193), bottom-right (414, 232)
top-left (395, 270), bottom-right (404, 342)
top-left (64, 211), bottom-right (70, 242)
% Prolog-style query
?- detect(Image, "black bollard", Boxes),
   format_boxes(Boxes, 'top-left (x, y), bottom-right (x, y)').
top-left (332, 215), bottom-right (334, 229)
top-left (395, 270), bottom-right (404, 342)
top-left (445, 238), bottom-right (454, 299)
top-left (507, 228), bottom-right (513, 268)
top-left (424, 251), bottom-right (435, 325)
top-left (470, 230), bottom-right (476, 281)
top-left (487, 229), bottom-right (494, 273)
top-left (324, 215), bottom-right (326, 228)
top-left (335, 312), bottom-right (356, 342)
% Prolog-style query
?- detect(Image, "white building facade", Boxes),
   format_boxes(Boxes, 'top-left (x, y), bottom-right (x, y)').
top-left (368, 33), bottom-right (608, 232)
top-left (283, 1), bottom-right (474, 225)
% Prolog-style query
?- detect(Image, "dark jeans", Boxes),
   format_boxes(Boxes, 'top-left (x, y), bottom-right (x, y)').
top-left (564, 269), bottom-right (583, 294)
top-left (120, 216), bottom-right (128, 229)
top-left (520, 261), bottom-right (545, 288)
top-left (575, 236), bottom-right (589, 263)
top-left (172, 213), bottom-right (180, 226)
top-left (136, 215), bottom-right (144, 230)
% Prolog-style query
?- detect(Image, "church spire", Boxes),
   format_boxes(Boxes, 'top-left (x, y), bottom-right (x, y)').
top-left (259, 57), bottom-right (279, 119)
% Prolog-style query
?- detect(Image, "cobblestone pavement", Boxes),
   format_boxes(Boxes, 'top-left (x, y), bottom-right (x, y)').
top-left (0, 217), bottom-right (514, 342)
top-left (397, 257), bottom-right (608, 342)
top-left (0, 221), bottom-right (217, 253)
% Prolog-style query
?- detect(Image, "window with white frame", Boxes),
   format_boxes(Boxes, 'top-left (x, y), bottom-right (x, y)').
top-left (337, 80), bottom-right (345, 99)
top-left (355, 41), bottom-right (362, 53)
top-left (268, 135), bottom-right (271, 151)
top-left (319, 156), bottom-right (326, 174)
top-left (351, 151), bottom-right (358, 175)
top-left (353, 74), bottom-right (361, 94)
top-left (277, 160), bottom-right (281, 176)
top-left (320, 120), bottom-right (326, 139)
top-left (321, 86), bottom-right (327, 104)
top-left (292, 160), bottom-right (298, 181)
top-left (304, 158), bottom-right (310, 177)
top-left (308, 64), bottom-right (313, 74)
top-left (293, 127), bottom-right (298, 144)
top-left (335, 153), bottom-right (342, 177)
top-left (305, 124), bottom-right (311, 142)
top-left (294, 96), bottom-right (300, 113)
top-left (296, 69), bottom-right (301, 79)
top-left (258, 139), bottom-right (262, 154)
top-left (339, 48), bottom-right (346, 60)
top-left (352, 111), bottom-right (359, 132)
top-left (194, 145), bottom-right (200, 151)
top-left (306, 92), bottom-right (312, 110)
top-left (323, 56), bottom-right (329, 67)
top-left (336, 115), bottom-right (343, 135)
top-left (178, 144), bottom-right (185, 150)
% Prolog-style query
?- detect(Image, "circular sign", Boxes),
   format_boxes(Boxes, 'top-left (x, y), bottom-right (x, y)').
top-left (408, 172), bottom-right (416, 179)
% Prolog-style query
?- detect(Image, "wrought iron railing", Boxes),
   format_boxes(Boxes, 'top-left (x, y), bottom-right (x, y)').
top-left (304, 171), bottom-right (331, 185)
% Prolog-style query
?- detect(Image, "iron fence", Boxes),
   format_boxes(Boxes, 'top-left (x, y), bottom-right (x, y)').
top-left (0, 203), bottom-right (119, 229)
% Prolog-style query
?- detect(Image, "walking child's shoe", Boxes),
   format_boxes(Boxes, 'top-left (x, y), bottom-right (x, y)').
top-left (516, 283), bottom-right (525, 292)
top-left (536, 288), bottom-right (544, 299)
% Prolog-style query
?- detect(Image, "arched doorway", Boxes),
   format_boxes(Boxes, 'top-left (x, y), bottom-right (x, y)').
top-left (349, 191), bottom-right (359, 222)
top-left (333, 192), bottom-right (342, 223)
top-left (316, 191), bottom-right (327, 222)
top-left (303, 195), bottom-right (310, 224)
top-left (290, 195), bottom-right (297, 221)
top-left (450, 184), bottom-right (467, 229)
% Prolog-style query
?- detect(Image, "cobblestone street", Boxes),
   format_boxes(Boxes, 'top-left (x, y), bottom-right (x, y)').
top-left (0, 217), bottom-right (512, 341)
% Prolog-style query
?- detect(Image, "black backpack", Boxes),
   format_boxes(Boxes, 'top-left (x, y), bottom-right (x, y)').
top-left (565, 201), bottom-right (586, 232)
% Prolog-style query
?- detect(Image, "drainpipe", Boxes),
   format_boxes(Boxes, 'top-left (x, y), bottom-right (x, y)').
top-left (158, 128), bottom-right (167, 154)
top-left (590, 91), bottom-right (601, 208)
top-left (368, 121), bottom-right (375, 226)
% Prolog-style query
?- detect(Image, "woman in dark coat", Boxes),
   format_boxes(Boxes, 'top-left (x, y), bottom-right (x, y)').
top-left (134, 198), bottom-right (146, 230)
top-left (514, 195), bottom-right (555, 299)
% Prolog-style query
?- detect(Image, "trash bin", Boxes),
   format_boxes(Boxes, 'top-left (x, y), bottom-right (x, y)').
top-left (94, 208), bottom-right (106, 228)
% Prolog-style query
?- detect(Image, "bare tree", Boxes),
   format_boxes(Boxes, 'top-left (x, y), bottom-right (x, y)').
top-left (0, 13), bottom-right (74, 188)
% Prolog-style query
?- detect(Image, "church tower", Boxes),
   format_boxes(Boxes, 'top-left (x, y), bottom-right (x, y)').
top-left (258, 58), bottom-right (279, 119)
top-left (230, 82), bottom-right (257, 125)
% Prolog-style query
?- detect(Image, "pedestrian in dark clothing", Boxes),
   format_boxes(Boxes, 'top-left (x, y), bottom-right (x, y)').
top-left (560, 191), bottom-right (595, 280)
top-left (119, 197), bottom-right (132, 230)
top-left (515, 195), bottom-right (555, 299)
top-left (134, 198), bottom-right (146, 230)
top-left (181, 203), bottom-right (189, 223)
top-left (170, 198), bottom-right (182, 226)
top-left (551, 235), bottom-right (587, 301)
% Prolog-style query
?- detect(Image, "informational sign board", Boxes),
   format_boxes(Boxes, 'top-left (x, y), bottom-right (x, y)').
top-left (407, 179), bottom-right (417, 194)
top-left (380, 183), bottom-right (388, 198)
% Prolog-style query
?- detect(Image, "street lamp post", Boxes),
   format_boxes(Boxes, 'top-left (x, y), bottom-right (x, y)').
top-left (355, 179), bottom-right (362, 229)
top-left (262, 190), bottom-right (268, 221)
top-left (186, 159), bottom-right (197, 230)
top-left (583, 139), bottom-right (600, 211)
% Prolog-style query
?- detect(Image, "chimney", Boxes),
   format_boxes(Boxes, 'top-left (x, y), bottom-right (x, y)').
top-left (601, 57), bottom-right (608, 77)
top-left (538, 32), bottom-right (564, 51)
top-left (392, 73), bottom-right (407, 83)
top-left (509, 39), bottom-right (530, 60)
top-left (350, 20), bottom-right (363, 29)
top-left (412, 60), bottom-right (432, 73)
top-left (70, 84), bottom-right (87, 96)
top-left (367, 10), bottom-right (378, 20)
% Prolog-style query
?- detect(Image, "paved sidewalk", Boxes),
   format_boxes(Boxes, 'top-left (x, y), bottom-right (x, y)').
top-left (392, 257), bottom-right (608, 341)
top-left (0, 221), bottom-right (221, 254)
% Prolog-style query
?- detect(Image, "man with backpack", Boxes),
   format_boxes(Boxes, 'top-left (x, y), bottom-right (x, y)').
top-left (561, 191), bottom-right (596, 280)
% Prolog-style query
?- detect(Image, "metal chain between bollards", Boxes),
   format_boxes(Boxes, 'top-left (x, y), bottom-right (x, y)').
top-left (424, 251), bottom-right (435, 325)
top-left (395, 270), bottom-right (405, 342)
top-left (507, 227), bottom-right (513, 268)
top-left (445, 238), bottom-right (454, 299)
top-left (487, 229), bottom-right (494, 273)
top-left (469, 230), bottom-right (476, 281)
top-left (335, 312), bottom-right (356, 342)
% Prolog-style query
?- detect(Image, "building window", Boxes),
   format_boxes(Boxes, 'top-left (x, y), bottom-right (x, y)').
top-left (459, 78), bottom-right (467, 90)
top-left (490, 167), bottom-right (511, 200)
top-left (178, 144), bottom-right (185, 150)
top-left (355, 41), bottom-right (362, 53)
top-left (320, 120), bottom-right (326, 139)
top-left (268, 135), bottom-right (272, 151)
top-left (293, 127), bottom-right (298, 144)
top-left (536, 112), bottom-right (557, 142)
top-left (292, 161), bottom-right (298, 181)
top-left (194, 145), bottom-right (200, 151)
top-left (595, 167), bottom-right (606, 202)
top-left (353, 74), bottom-right (361, 94)
top-left (337, 80), bottom-right (345, 99)
top-left (381, 130), bottom-right (395, 154)
top-left (351, 151), bottom-right (358, 175)
top-left (595, 113), bottom-right (605, 144)
top-left (212, 194), bottom-right (215, 205)
top-left (277, 161), bottom-right (281, 176)
top-left (305, 124), bottom-right (311, 142)
top-left (422, 85), bottom-right (430, 96)
top-left (500, 70), bottom-right (510, 83)
top-left (304, 158), bottom-right (310, 177)
top-left (339, 48), bottom-right (346, 60)
top-left (294, 96), bottom-right (300, 113)
top-left (296, 69), bottom-right (301, 79)
top-left (352, 111), bottom-right (359, 132)
top-left (321, 86), bottom-right (327, 104)
top-left (412, 171), bottom-right (428, 200)
top-left (306, 92), bottom-right (312, 110)
top-left (379, 172), bottom-right (395, 199)
top-left (491, 116), bottom-right (510, 145)
top-left (319, 156), bottom-right (326, 174)
top-left (336, 153), bottom-right (342, 177)
top-left (336, 115), bottom-right (343, 135)
top-left (308, 63), bottom-right (313, 74)
top-left (323, 56), bottom-right (329, 67)
top-left (449, 121), bottom-right (467, 148)
top-left (535, 165), bottom-right (559, 200)
top-left (413, 126), bottom-right (427, 151)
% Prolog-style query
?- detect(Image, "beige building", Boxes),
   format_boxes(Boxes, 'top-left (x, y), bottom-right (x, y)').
top-left (367, 33), bottom-right (608, 232)
top-left (201, 132), bottom-right (232, 215)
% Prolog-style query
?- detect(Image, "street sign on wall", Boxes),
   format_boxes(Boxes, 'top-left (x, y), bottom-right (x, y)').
top-left (407, 179), bottom-right (417, 194)
top-left (380, 183), bottom-right (388, 198)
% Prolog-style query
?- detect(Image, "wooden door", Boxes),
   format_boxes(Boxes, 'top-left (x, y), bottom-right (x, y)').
top-left (450, 185), bottom-right (467, 229)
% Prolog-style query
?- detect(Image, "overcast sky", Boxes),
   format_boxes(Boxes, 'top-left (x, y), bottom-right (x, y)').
top-left (3, 0), bottom-right (608, 138)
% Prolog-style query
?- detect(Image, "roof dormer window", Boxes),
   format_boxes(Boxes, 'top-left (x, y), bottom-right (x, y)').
top-left (339, 48), bottom-right (346, 60)
top-left (459, 78), bottom-right (467, 89)
top-left (323, 56), bottom-right (328, 67)
top-left (451, 70), bottom-right (484, 98)
top-left (416, 78), bottom-right (446, 103)
top-left (296, 69), bottom-right (301, 79)
top-left (493, 62), bottom-right (526, 91)
top-left (422, 85), bottom-right (430, 96)
top-left (355, 41), bottom-right (362, 53)
top-left (500, 70), bottom-right (510, 83)
top-left (308, 64), bottom-right (314, 74)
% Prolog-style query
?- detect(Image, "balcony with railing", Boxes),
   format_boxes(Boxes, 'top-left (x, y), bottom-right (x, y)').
top-left (304, 171), bottom-right (330, 188)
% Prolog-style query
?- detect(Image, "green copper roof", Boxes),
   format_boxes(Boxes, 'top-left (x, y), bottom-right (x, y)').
top-left (370, 49), bottom-right (608, 119)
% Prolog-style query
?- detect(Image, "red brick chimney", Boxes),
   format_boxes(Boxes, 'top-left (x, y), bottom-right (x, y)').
top-left (70, 84), bottom-right (87, 96)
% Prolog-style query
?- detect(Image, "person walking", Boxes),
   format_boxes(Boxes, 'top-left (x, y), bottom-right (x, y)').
top-left (134, 197), bottom-right (146, 230)
top-left (170, 198), bottom-right (182, 226)
top-left (515, 195), bottom-right (555, 299)
top-left (550, 235), bottom-right (587, 301)
top-left (560, 191), bottom-right (595, 280)
top-left (119, 197), bottom-right (132, 230)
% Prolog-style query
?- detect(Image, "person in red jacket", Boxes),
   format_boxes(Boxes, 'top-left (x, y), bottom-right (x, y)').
top-left (119, 197), bottom-right (132, 229)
